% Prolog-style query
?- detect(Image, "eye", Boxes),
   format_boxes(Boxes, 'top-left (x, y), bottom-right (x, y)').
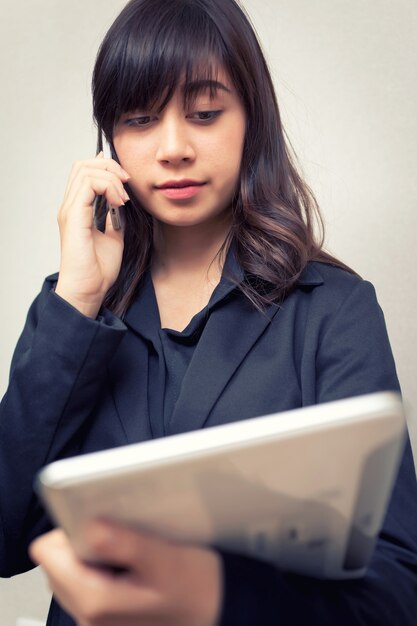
top-left (189, 110), bottom-right (222, 123)
top-left (123, 115), bottom-right (155, 127)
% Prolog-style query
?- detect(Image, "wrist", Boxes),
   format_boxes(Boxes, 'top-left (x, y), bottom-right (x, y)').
top-left (54, 283), bottom-right (104, 319)
top-left (185, 547), bottom-right (223, 626)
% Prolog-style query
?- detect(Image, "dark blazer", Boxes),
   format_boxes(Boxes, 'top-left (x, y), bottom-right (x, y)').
top-left (1, 261), bottom-right (416, 626)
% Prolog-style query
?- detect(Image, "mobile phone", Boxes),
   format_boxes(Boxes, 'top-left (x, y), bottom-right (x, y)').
top-left (108, 205), bottom-right (122, 230)
top-left (102, 136), bottom-right (123, 231)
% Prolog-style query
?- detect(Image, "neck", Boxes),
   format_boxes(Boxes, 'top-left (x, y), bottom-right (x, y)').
top-left (151, 217), bottom-right (232, 280)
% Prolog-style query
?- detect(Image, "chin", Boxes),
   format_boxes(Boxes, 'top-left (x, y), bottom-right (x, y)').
top-left (152, 210), bottom-right (212, 228)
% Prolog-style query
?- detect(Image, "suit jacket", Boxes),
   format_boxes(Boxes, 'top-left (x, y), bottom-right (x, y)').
top-left (1, 261), bottom-right (416, 625)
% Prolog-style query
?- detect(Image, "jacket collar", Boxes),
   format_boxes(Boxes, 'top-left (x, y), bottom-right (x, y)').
top-left (297, 262), bottom-right (325, 287)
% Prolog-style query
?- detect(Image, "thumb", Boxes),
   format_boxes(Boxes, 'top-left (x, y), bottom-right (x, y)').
top-left (85, 520), bottom-right (159, 572)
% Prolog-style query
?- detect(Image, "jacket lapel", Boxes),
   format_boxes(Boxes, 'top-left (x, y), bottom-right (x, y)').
top-left (110, 273), bottom-right (162, 442)
top-left (112, 260), bottom-right (323, 441)
top-left (108, 333), bottom-right (154, 443)
top-left (166, 261), bottom-right (324, 435)
top-left (166, 293), bottom-right (280, 435)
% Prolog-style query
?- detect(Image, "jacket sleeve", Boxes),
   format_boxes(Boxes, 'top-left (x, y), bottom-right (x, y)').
top-left (0, 277), bottom-right (127, 577)
top-left (219, 279), bottom-right (417, 625)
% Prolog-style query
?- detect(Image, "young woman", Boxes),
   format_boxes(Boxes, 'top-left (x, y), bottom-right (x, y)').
top-left (1, 0), bottom-right (416, 625)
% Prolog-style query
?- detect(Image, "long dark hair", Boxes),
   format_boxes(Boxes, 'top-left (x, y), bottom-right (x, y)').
top-left (92, 0), bottom-right (351, 316)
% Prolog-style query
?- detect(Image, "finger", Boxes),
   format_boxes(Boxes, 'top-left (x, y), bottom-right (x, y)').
top-left (29, 527), bottom-right (62, 565)
top-left (65, 166), bottom-right (129, 206)
top-left (83, 522), bottom-right (222, 622)
top-left (84, 153), bottom-right (130, 181)
top-left (30, 529), bottom-right (92, 580)
top-left (62, 156), bottom-right (130, 204)
top-left (101, 159), bottom-right (130, 182)
top-left (59, 177), bottom-right (128, 228)
top-left (63, 173), bottom-right (129, 219)
top-left (30, 530), bottom-right (94, 606)
top-left (85, 521), bottom-right (170, 573)
top-left (30, 529), bottom-right (162, 621)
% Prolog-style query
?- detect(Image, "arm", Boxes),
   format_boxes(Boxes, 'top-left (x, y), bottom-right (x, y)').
top-left (0, 153), bottom-right (131, 576)
top-left (0, 280), bottom-right (126, 576)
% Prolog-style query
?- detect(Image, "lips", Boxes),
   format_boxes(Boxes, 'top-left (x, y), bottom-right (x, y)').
top-left (156, 179), bottom-right (206, 189)
top-left (155, 180), bottom-right (206, 200)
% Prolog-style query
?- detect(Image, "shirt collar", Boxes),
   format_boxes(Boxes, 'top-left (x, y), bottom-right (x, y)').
top-left (124, 243), bottom-right (242, 342)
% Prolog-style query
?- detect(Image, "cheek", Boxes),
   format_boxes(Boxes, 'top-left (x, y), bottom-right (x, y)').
top-left (206, 124), bottom-right (245, 183)
top-left (203, 119), bottom-right (246, 161)
top-left (113, 142), bottom-right (149, 203)
top-left (113, 137), bottom-right (149, 175)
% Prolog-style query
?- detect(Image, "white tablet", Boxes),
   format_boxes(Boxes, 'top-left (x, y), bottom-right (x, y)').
top-left (36, 391), bottom-right (406, 579)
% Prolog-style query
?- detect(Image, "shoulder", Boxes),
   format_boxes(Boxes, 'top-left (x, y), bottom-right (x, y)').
top-left (297, 261), bottom-right (375, 304)
top-left (289, 261), bottom-right (383, 331)
top-left (298, 260), bottom-right (362, 290)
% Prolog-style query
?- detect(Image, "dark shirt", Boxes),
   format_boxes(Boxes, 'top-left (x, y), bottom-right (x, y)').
top-left (131, 251), bottom-right (241, 438)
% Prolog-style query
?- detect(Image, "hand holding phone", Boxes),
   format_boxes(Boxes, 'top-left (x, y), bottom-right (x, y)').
top-left (54, 145), bottom-right (130, 318)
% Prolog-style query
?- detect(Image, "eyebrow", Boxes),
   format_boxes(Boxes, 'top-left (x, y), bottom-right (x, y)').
top-left (182, 79), bottom-right (232, 98)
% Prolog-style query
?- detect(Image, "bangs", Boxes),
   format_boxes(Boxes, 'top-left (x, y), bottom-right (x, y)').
top-left (93, 0), bottom-right (230, 139)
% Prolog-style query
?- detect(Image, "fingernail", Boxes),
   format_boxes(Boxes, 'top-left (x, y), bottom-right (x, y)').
top-left (121, 169), bottom-right (130, 179)
top-left (122, 190), bottom-right (130, 202)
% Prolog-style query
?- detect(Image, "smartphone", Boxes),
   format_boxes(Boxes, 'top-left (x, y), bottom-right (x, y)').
top-left (102, 136), bottom-right (122, 230)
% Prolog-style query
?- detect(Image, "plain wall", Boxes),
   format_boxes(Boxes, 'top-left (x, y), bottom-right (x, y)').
top-left (1, 1), bottom-right (416, 624)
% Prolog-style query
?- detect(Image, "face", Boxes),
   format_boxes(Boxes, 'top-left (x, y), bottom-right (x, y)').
top-left (112, 68), bottom-right (246, 231)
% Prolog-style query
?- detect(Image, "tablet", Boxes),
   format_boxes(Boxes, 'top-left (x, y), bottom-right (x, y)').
top-left (36, 391), bottom-right (406, 579)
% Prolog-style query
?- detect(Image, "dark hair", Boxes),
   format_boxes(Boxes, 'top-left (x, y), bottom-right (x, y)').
top-left (92, 0), bottom-right (352, 316)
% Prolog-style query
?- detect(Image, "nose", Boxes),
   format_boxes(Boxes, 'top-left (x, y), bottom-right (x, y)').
top-left (155, 116), bottom-right (196, 165)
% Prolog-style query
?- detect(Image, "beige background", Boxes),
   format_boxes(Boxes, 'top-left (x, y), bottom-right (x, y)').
top-left (1, 1), bottom-right (416, 624)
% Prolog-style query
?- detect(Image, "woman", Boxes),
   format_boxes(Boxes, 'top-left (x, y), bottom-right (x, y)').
top-left (1, 0), bottom-right (416, 624)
